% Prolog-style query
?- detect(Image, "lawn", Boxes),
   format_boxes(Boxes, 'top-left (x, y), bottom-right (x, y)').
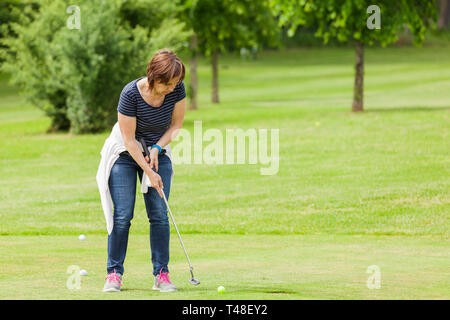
top-left (0, 45), bottom-right (449, 299)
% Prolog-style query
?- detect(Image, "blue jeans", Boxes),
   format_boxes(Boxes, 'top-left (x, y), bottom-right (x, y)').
top-left (107, 152), bottom-right (172, 276)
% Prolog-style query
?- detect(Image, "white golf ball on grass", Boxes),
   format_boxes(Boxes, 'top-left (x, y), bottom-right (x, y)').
top-left (78, 234), bottom-right (86, 241)
top-left (217, 286), bottom-right (225, 293)
top-left (80, 269), bottom-right (88, 276)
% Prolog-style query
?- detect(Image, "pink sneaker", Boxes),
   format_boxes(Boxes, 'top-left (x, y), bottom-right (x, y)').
top-left (153, 267), bottom-right (177, 292)
top-left (103, 269), bottom-right (123, 292)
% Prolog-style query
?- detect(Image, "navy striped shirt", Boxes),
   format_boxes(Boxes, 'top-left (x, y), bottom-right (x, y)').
top-left (117, 77), bottom-right (186, 147)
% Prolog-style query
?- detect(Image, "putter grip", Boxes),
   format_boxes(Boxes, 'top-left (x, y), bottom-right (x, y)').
top-left (141, 138), bottom-right (162, 189)
top-left (140, 138), bottom-right (151, 157)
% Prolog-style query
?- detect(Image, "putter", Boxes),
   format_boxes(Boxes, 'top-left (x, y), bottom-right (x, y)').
top-left (140, 138), bottom-right (200, 286)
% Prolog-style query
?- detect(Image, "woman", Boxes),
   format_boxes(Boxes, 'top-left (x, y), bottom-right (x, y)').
top-left (103, 49), bottom-right (186, 293)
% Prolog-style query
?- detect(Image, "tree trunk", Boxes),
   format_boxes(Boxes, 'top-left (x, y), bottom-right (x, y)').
top-left (438, 0), bottom-right (450, 29)
top-left (189, 33), bottom-right (198, 110)
top-left (352, 41), bottom-right (364, 112)
top-left (211, 49), bottom-right (219, 103)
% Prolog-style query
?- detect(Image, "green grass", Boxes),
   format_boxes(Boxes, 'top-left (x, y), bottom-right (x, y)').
top-left (0, 45), bottom-right (449, 299)
top-left (0, 234), bottom-right (448, 299)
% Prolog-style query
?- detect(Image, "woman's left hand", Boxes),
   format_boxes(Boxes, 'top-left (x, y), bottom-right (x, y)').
top-left (145, 147), bottom-right (160, 172)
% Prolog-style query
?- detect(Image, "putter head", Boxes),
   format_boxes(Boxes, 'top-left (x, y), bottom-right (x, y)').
top-left (189, 267), bottom-right (200, 285)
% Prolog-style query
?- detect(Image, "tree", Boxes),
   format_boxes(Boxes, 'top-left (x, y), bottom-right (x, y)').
top-left (1, 0), bottom-right (191, 133)
top-left (437, 0), bottom-right (450, 29)
top-left (271, 0), bottom-right (438, 111)
top-left (179, 0), bottom-right (280, 107)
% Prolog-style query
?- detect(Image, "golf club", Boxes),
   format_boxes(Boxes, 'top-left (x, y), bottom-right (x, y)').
top-left (140, 138), bottom-right (200, 286)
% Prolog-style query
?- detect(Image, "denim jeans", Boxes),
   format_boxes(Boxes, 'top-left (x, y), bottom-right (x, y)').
top-left (107, 152), bottom-right (172, 276)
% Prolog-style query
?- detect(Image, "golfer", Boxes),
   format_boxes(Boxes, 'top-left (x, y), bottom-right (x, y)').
top-left (103, 49), bottom-right (186, 292)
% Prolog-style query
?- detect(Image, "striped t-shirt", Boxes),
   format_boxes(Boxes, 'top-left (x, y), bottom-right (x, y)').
top-left (117, 76), bottom-right (186, 147)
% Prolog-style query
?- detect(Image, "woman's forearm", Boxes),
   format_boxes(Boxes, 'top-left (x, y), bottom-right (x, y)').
top-left (125, 139), bottom-right (154, 177)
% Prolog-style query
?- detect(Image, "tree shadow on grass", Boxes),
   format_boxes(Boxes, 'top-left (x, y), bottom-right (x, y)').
top-left (365, 106), bottom-right (449, 113)
top-left (245, 286), bottom-right (298, 295)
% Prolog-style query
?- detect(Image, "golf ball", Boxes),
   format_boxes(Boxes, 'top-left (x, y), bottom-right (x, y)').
top-left (217, 286), bottom-right (225, 293)
top-left (80, 269), bottom-right (88, 276)
top-left (78, 234), bottom-right (86, 241)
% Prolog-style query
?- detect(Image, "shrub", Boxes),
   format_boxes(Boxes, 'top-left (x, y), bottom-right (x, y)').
top-left (1, 0), bottom-right (191, 133)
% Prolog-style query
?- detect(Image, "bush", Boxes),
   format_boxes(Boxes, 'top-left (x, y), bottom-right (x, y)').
top-left (1, 1), bottom-right (40, 64)
top-left (1, 0), bottom-right (191, 133)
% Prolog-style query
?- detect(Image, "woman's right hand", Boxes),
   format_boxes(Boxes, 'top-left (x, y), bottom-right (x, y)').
top-left (145, 155), bottom-right (164, 197)
top-left (148, 170), bottom-right (164, 198)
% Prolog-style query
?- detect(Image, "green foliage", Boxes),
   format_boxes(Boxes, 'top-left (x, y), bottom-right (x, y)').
top-left (0, 0), bottom-right (33, 38)
top-left (179, 0), bottom-right (281, 56)
top-left (280, 26), bottom-right (346, 48)
top-left (0, 0), bottom-right (39, 64)
top-left (1, 0), bottom-right (70, 130)
top-left (271, 0), bottom-right (438, 47)
top-left (0, 0), bottom-right (191, 133)
top-left (119, 0), bottom-right (192, 57)
top-left (120, 0), bottom-right (180, 29)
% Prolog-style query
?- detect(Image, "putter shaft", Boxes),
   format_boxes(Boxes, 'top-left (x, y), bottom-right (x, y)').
top-left (161, 191), bottom-right (194, 271)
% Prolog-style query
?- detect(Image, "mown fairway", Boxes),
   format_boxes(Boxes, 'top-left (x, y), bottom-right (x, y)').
top-left (0, 46), bottom-right (449, 299)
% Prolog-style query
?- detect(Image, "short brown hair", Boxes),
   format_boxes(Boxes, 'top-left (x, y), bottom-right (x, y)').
top-left (146, 48), bottom-right (185, 91)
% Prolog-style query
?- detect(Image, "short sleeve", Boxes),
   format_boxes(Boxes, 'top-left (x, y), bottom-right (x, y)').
top-left (176, 81), bottom-right (186, 103)
top-left (117, 88), bottom-right (137, 117)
